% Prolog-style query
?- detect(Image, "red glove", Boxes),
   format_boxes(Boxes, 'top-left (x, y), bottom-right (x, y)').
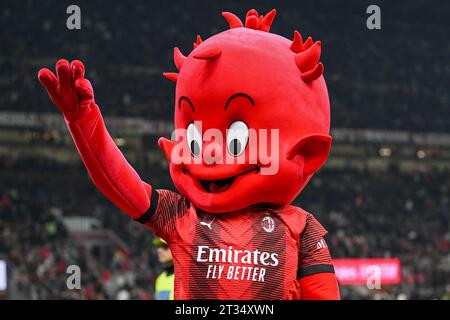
top-left (38, 59), bottom-right (94, 121)
top-left (38, 59), bottom-right (152, 218)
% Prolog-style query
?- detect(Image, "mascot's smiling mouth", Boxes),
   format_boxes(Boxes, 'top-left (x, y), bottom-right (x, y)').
top-left (183, 167), bottom-right (260, 193)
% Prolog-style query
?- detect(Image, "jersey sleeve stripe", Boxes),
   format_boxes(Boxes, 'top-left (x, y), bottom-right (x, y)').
top-left (297, 264), bottom-right (335, 278)
top-left (134, 187), bottom-right (159, 224)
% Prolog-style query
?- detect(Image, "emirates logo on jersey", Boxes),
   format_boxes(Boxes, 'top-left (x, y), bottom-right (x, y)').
top-left (261, 216), bottom-right (275, 233)
top-left (196, 245), bottom-right (279, 283)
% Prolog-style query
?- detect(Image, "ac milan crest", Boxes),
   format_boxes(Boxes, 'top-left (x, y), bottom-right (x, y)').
top-left (261, 216), bottom-right (275, 233)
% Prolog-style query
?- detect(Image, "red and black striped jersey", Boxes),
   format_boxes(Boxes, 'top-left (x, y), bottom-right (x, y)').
top-left (136, 189), bottom-right (335, 300)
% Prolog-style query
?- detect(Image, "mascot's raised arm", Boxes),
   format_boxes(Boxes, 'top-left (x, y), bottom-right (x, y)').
top-left (38, 8), bottom-right (340, 300)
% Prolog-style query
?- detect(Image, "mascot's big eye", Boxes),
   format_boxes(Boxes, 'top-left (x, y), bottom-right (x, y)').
top-left (226, 121), bottom-right (249, 157)
top-left (187, 122), bottom-right (202, 157)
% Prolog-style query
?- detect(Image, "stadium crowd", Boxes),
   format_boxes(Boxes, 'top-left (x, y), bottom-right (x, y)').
top-left (0, 156), bottom-right (449, 299)
top-left (0, 157), bottom-right (162, 299)
top-left (300, 167), bottom-right (450, 299)
top-left (0, 0), bottom-right (449, 131)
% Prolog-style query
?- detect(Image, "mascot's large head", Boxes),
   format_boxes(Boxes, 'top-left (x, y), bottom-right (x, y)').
top-left (159, 9), bottom-right (331, 213)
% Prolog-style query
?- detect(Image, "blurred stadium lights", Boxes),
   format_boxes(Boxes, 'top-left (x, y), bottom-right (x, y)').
top-left (114, 137), bottom-right (127, 147)
top-left (417, 149), bottom-right (426, 159)
top-left (379, 147), bottom-right (392, 157)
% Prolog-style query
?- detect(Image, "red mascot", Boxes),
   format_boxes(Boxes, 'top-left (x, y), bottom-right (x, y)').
top-left (38, 8), bottom-right (340, 300)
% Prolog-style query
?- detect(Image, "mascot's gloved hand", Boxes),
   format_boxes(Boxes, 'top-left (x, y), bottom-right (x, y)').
top-left (38, 59), bottom-right (93, 121)
top-left (37, 59), bottom-right (152, 218)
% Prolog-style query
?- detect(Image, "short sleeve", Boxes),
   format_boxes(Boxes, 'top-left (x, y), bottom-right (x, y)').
top-left (134, 188), bottom-right (189, 241)
top-left (297, 213), bottom-right (335, 278)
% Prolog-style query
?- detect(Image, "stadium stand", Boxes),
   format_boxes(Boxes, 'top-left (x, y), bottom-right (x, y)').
top-left (0, 0), bottom-right (449, 130)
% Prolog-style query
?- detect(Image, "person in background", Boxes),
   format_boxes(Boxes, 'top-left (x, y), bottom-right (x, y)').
top-left (152, 237), bottom-right (174, 300)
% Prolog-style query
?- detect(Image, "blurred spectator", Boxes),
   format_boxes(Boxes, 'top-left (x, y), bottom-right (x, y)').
top-left (152, 237), bottom-right (174, 300)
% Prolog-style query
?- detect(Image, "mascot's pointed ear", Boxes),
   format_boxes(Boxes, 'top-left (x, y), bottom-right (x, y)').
top-left (286, 134), bottom-right (332, 177)
top-left (158, 137), bottom-right (176, 163)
